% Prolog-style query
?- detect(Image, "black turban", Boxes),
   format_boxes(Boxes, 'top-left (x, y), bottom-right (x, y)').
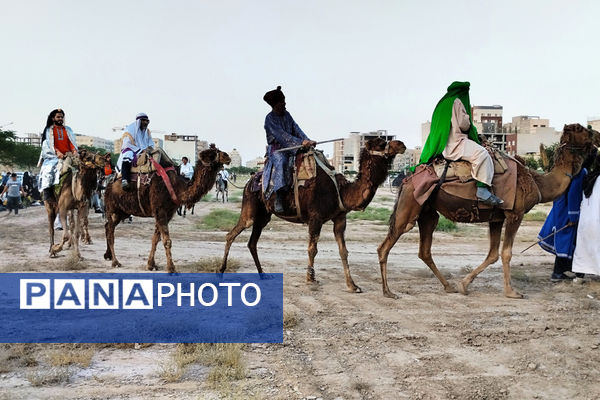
top-left (263, 86), bottom-right (285, 107)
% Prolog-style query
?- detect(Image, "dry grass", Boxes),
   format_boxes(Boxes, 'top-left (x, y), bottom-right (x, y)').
top-left (26, 366), bottom-right (71, 386)
top-left (283, 310), bottom-right (299, 329)
top-left (60, 253), bottom-right (87, 271)
top-left (161, 343), bottom-right (246, 387)
top-left (45, 344), bottom-right (95, 367)
top-left (178, 256), bottom-right (240, 273)
top-left (511, 270), bottom-right (532, 283)
top-left (0, 344), bottom-right (38, 372)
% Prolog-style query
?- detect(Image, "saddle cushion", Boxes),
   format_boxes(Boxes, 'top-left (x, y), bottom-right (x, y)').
top-left (432, 147), bottom-right (508, 181)
top-left (407, 155), bottom-right (518, 210)
top-left (130, 148), bottom-right (175, 174)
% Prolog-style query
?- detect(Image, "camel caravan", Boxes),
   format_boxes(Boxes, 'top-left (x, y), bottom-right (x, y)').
top-left (37, 82), bottom-right (600, 299)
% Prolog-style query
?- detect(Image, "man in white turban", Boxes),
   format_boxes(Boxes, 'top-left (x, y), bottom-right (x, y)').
top-left (117, 113), bottom-right (154, 189)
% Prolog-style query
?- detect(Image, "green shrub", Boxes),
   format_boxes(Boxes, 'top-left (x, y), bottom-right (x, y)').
top-left (347, 207), bottom-right (391, 222)
top-left (436, 216), bottom-right (457, 232)
top-left (196, 209), bottom-right (240, 231)
top-left (523, 211), bottom-right (547, 222)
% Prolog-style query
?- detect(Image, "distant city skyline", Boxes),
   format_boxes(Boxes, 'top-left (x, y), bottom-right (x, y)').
top-left (2, 1), bottom-right (599, 163)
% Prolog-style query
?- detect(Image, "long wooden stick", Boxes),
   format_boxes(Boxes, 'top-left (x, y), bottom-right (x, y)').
top-left (273, 138), bottom-right (344, 153)
top-left (520, 222), bottom-right (574, 254)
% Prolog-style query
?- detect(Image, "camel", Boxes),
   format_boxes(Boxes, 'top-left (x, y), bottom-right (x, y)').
top-left (103, 145), bottom-right (231, 273)
top-left (377, 124), bottom-right (597, 299)
top-left (220, 137), bottom-right (406, 292)
top-left (45, 150), bottom-right (110, 259)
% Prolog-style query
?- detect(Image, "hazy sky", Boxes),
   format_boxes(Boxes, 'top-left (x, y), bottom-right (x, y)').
top-left (2, 1), bottom-right (599, 162)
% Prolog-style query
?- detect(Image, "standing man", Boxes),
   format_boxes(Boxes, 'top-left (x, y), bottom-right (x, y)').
top-left (117, 113), bottom-right (153, 189)
top-left (419, 81), bottom-right (503, 206)
top-left (1, 173), bottom-right (25, 215)
top-left (218, 166), bottom-right (230, 190)
top-left (37, 109), bottom-right (78, 200)
top-left (180, 156), bottom-right (194, 180)
top-left (262, 86), bottom-right (316, 212)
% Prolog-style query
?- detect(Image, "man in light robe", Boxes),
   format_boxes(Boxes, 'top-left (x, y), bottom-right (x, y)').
top-left (419, 81), bottom-right (502, 206)
top-left (117, 113), bottom-right (153, 189)
top-left (262, 86), bottom-right (316, 212)
top-left (180, 156), bottom-right (194, 180)
top-left (37, 109), bottom-right (78, 200)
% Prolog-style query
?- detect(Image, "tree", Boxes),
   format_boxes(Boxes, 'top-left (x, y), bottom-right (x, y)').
top-left (0, 130), bottom-right (40, 170)
top-left (523, 156), bottom-right (539, 170)
top-left (228, 166), bottom-right (258, 175)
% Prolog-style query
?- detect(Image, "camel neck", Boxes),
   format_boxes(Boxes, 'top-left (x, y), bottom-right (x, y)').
top-left (177, 161), bottom-right (219, 207)
top-left (341, 151), bottom-right (391, 211)
top-left (534, 156), bottom-right (577, 203)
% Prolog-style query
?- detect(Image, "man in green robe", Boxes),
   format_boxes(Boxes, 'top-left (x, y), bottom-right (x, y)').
top-left (419, 81), bottom-right (503, 206)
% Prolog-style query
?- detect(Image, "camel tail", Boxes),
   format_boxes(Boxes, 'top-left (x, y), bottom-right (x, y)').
top-left (387, 183), bottom-right (403, 236)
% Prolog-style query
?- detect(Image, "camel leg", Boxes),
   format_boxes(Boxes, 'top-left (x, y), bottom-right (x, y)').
top-left (377, 187), bottom-right (422, 298)
top-left (157, 221), bottom-right (176, 273)
top-left (146, 224), bottom-right (161, 271)
top-left (220, 191), bottom-right (260, 273)
top-left (52, 208), bottom-right (70, 255)
top-left (72, 208), bottom-right (82, 261)
top-left (46, 204), bottom-right (57, 257)
top-left (333, 214), bottom-right (361, 293)
top-left (247, 212), bottom-right (271, 273)
top-left (457, 220), bottom-right (503, 295)
top-left (417, 207), bottom-right (456, 293)
top-left (306, 220), bottom-right (323, 284)
top-left (104, 212), bottom-right (123, 268)
top-left (500, 215), bottom-right (524, 299)
top-left (80, 202), bottom-right (92, 244)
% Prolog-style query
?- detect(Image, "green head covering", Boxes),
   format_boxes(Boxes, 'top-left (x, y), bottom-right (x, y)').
top-left (416, 81), bottom-right (479, 168)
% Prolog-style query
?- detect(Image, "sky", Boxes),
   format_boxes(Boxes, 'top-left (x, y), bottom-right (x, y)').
top-left (2, 0), bottom-right (599, 162)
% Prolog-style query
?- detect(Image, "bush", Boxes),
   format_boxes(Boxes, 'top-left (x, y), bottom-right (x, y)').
top-left (196, 209), bottom-right (240, 231)
top-left (523, 211), bottom-right (547, 221)
top-left (347, 206), bottom-right (391, 222)
top-left (436, 216), bottom-right (457, 232)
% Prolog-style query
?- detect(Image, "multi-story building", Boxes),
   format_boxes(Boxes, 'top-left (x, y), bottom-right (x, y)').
top-left (472, 105), bottom-right (505, 150)
top-left (332, 130), bottom-right (396, 172)
top-left (421, 122), bottom-right (431, 146)
top-left (503, 116), bottom-right (560, 156)
top-left (245, 156), bottom-right (265, 170)
top-left (588, 118), bottom-right (600, 131)
top-left (75, 134), bottom-right (113, 152)
top-left (228, 148), bottom-right (242, 167)
top-left (15, 133), bottom-right (42, 147)
top-left (392, 147), bottom-right (422, 172)
top-left (163, 133), bottom-right (199, 164)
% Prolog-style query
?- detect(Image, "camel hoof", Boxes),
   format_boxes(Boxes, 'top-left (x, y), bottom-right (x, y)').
top-left (504, 289), bottom-right (524, 299)
top-left (103, 252), bottom-right (112, 261)
top-left (112, 261), bottom-right (122, 268)
top-left (457, 280), bottom-right (469, 295)
top-left (444, 285), bottom-right (458, 294)
top-left (383, 290), bottom-right (399, 299)
top-left (348, 285), bottom-right (362, 293)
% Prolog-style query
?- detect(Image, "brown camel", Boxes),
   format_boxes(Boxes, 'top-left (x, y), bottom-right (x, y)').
top-left (377, 123), bottom-right (597, 299)
top-left (220, 137), bottom-right (406, 291)
top-left (45, 150), bottom-right (110, 259)
top-left (103, 145), bottom-right (231, 273)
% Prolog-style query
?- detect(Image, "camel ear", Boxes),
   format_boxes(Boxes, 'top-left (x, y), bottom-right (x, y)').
top-left (540, 144), bottom-right (549, 170)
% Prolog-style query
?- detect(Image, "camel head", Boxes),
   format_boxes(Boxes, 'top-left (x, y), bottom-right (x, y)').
top-left (198, 144), bottom-right (231, 168)
top-left (364, 137), bottom-right (407, 159)
top-left (78, 149), bottom-right (110, 169)
top-left (555, 124), bottom-right (596, 174)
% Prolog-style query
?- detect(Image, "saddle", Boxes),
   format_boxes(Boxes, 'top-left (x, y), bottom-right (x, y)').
top-left (408, 147), bottom-right (518, 210)
top-left (131, 148), bottom-right (175, 174)
top-left (292, 149), bottom-right (345, 217)
top-left (55, 154), bottom-right (85, 201)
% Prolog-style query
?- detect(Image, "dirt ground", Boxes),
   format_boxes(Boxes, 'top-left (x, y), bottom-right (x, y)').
top-left (1, 185), bottom-right (599, 400)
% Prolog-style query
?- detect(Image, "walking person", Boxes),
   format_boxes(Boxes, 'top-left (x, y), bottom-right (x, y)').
top-left (1, 173), bottom-right (25, 216)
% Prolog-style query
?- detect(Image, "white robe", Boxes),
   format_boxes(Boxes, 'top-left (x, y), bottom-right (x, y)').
top-left (37, 126), bottom-right (78, 190)
top-left (572, 178), bottom-right (600, 275)
top-left (117, 120), bottom-right (154, 170)
top-left (442, 98), bottom-right (494, 186)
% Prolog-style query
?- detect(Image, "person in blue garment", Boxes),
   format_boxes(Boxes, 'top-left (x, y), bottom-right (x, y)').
top-left (538, 151), bottom-right (594, 281)
top-left (261, 86), bottom-right (316, 213)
